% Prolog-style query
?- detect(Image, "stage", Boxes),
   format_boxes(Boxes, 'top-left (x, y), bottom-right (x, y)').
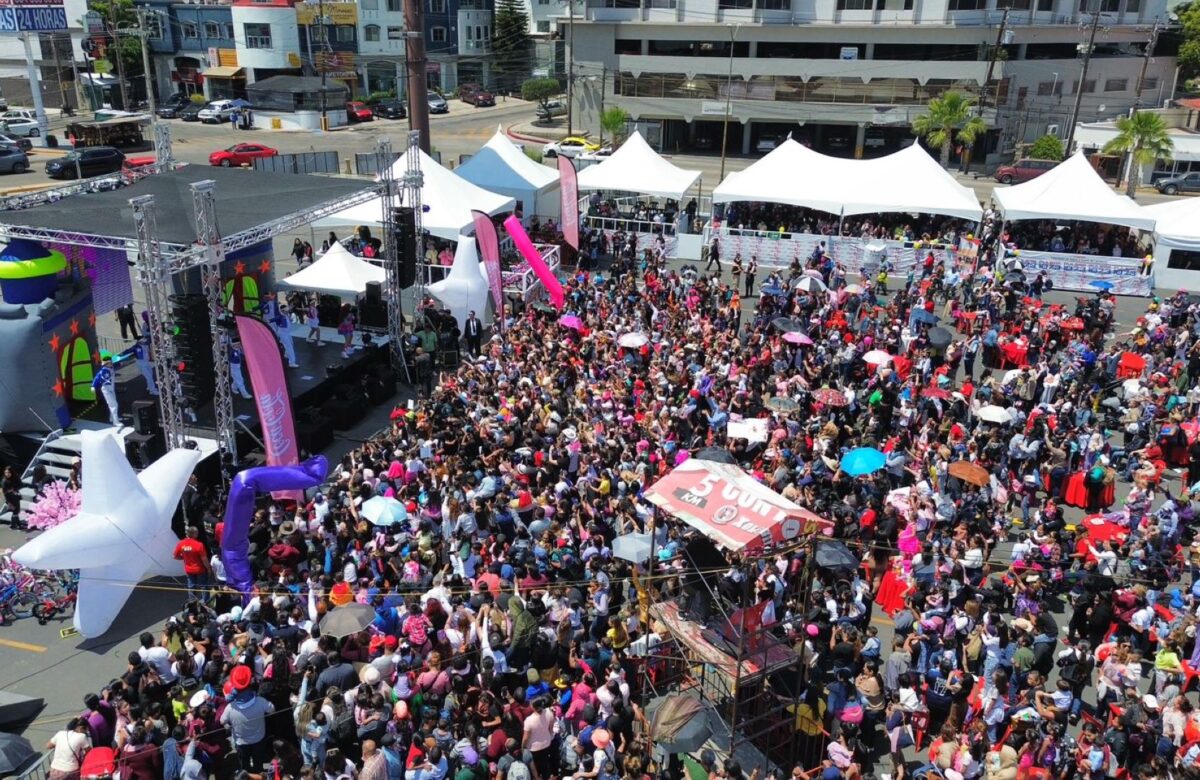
top-left (649, 601), bottom-right (798, 685)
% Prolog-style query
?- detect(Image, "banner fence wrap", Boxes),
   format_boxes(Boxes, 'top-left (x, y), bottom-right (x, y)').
top-left (714, 230), bottom-right (955, 276)
top-left (1016, 251), bottom-right (1152, 296)
top-left (234, 315), bottom-right (301, 498)
top-left (471, 210), bottom-right (505, 322)
top-left (558, 155), bottom-right (579, 250)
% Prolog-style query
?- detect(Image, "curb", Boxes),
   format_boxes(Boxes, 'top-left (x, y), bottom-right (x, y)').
top-left (505, 124), bottom-right (556, 144)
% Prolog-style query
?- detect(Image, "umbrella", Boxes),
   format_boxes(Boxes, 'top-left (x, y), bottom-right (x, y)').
top-left (765, 396), bottom-right (800, 413)
top-left (948, 460), bottom-right (990, 487)
top-left (320, 602), bottom-right (377, 638)
top-left (912, 309), bottom-right (939, 326)
top-left (782, 331), bottom-right (813, 346)
top-left (772, 317), bottom-right (804, 333)
top-left (559, 314), bottom-right (584, 330)
top-left (695, 446), bottom-right (737, 465)
top-left (760, 284), bottom-right (785, 297)
top-left (840, 447), bottom-right (886, 476)
top-left (649, 696), bottom-right (713, 754)
top-left (613, 532), bottom-right (653, 563)
top-left (922, 387), bottom-right (950, 400)
top-left (977, 404), bottom-right (1013, 424)
top-left (1089, 280), bottom-right (1114, 291)
top-left (229, 98), bottom-right (251, 108)
top-left (0, 733), bottom-right (35, 775)
top-left (618, 332), bottom-right (649, 349)
top-left (843, 283), bottom-right (865, 295)
top-left (360, 496), bottom-right (408, 526)
top-left (531, 302), bottom-right (556, 314)
top-left (813, 388), bottom-right (848, 407)
top-left (927, 327), bottom-right (953, 348)
top-left (795, 276), bottom-right (827, 293)
top-left (804, 269), bottom-right (824, 278)
top-left (862, 350), bottom-right (892, 366)
top-left (814, 540), bottom-right (859, 571)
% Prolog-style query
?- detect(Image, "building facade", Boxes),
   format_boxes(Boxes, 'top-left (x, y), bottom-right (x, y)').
top-left (569, 0), bottom-right (1176, 159)
top-left (0, 0), bottom-right (89, 110)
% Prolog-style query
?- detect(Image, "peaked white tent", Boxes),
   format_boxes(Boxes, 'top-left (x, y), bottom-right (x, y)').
top-left (993, 152), bottom-right (1155, 230)
top-left (457, 128), bottom-right (561, 221)
top-left (313, 149), bottom-right (515, 240)
top-left (1142, 198), bottom-right (1196, 251)
top-left (576, 131), bottom-right (701, 200)
top-left (855, 143), bottom-right (982, 221)
top-left (277, 242), bottom-right (385, 298)
top-left (714, 139), bottom-right (850, 215)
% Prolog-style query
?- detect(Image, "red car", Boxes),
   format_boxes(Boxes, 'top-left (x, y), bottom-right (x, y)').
top-left (208, 143), bottom-right (279, 167)
top-left (345, 101), bottom-right (374, 122)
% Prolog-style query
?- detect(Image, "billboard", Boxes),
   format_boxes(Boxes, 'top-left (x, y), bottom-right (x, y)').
top-left (0, 4), bottom-right (68, 31)
top-left (296, 2), bottom-right (357, 24)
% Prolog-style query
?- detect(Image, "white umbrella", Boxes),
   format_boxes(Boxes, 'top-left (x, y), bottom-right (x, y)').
top-left (862, 350), bottom-right (892, 366)
top-left (977, 405), bottom-right (1013, 424)
top-left (618, 332), bottom-right (649, 349)
top-left (360, 496), bottom-right (408, 526)
top-left (795, 276), bottom-right (827, 293)
top-left (613, 533), bottom-right (654, 563)
top-left (843, 283), bottom-right (865, 295)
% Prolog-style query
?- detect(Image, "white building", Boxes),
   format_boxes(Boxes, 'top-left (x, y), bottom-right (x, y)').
top-left (357, 0), bottom-right (407, 95)
top-left (0, 0), bottom-right (89, 111)
top-left (231, 0), bottom-right (303, 84)
top-left (569, 0), bottom-right (1176, 159)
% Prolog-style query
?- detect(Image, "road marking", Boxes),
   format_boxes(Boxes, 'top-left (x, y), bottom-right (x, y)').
top-left (0, 637), bottom-right (47, 653)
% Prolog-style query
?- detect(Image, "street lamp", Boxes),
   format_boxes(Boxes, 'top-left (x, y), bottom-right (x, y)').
top-left (718, 23), bottom-right (739, 182)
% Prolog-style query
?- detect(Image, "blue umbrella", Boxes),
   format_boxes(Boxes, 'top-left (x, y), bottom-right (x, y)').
top-left (760, 284), bottom-right (785, 297)
top-left (1089, 280), bottom-right (1114, 291)
top-left (360, 496), bottom-right (408, 526)
top-left (912, 309), bottom-right (939, 326)
top-left (229, 98), bottom-right (251, 108)
top-left (840, 447), bottom-right (886, 476)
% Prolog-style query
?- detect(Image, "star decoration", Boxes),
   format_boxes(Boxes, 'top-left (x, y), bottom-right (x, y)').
top-left (48, 333), bottom-right (61, 353)
top-left (258, 259), bottom-right (272, 275)
top-left (51, 379), bottom-right (64, 397)
top-left (69, 319), bottom-right (80, 336)
top-left (234, 260), bottom-right (246, 275)
top-left (13, 431), bottom-right (202, 637)
top-left (88, 312), bottom-right (97, 329)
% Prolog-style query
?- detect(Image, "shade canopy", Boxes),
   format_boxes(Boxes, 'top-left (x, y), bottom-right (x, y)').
top-left (313, 149), bottom-right (515, 240)
top-left (713, 140), bottom-right (982, 221)
top-left (277, 242), bottom-right (384, 298)
top-left (576, 131), bottom-right (701, 200)
top-left (457, 129), bottom-right (561, 220)
top-left (1144, 198), bottom-right (1200, 251)
top-left (993, 152), bottom-right (1155, 230)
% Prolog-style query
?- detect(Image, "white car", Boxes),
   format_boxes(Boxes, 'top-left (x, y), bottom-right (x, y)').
top-left (197, 100), bottom-right (238, 124)
top-left (577, 147), bottom-right (613, 162)
top-left (542, 136), bottom-right (600, 159)
top-left (1, 115), bottom-right (39, 137)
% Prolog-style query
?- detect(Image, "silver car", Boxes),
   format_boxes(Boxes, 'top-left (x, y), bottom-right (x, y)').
top-left (0, 146), bottom-right (30, 173)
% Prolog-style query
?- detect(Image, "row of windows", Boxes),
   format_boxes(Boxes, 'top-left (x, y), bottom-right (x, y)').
top-left (694, 0), bottom-right (1137, 10)
top-left (615, 39), bottom-right (1148, 63)
top-left (1033, 76), bottom-right (1152, 94)
top-left (363, 24), bottom-right (406, 41)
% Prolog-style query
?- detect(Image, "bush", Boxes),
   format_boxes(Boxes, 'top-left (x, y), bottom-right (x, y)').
top-left (523, 146), bottom-right (543, 163)
top-left (190, 93), bottom-right (207, 105)
top-left (521, 77), bottom-right (561, 110)
top-left (1027, 134), bottom-right (1064, 161)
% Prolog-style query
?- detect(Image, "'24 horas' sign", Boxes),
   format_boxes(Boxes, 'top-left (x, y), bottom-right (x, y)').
top-left (0, 0), bottom-right (68, 32)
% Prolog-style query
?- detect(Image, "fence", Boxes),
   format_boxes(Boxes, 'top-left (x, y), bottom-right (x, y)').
top-left (712, 228), bottom-right (954, 276)
top-left (15, 752), bottom-right (50, 780)
top-left (504, 244), bottom-right (561, 300)
top-left (354, 150), bottom-right (441, 176)
top-left (252, 151), bottom-right (341, 175)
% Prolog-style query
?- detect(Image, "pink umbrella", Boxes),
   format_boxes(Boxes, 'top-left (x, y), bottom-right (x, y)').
top-left (804, 269), bottom-right (824, 279)
top-left (559, 314), bottom-right (584, 331)
top-left (782, 331), bottom-right (813, 345)
top-left (862, 349), bottom-right (893, 366)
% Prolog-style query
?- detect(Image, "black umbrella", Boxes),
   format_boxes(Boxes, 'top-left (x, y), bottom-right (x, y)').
top-left (695, 447), bottom-right (737, 465)
top-left (0, 733), bottom-right (35, 775)
top-left (319, 602), bottom-right (376, 638)
top-left (772, 317), bottom-right (804, 333)
top-left (813, 540), bottom-right (858, 572)
top-left (927, 327), bottom-right (953, 349)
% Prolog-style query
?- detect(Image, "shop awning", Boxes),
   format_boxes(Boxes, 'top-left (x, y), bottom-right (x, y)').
top-left (202, 66), bottom-right (244, 78)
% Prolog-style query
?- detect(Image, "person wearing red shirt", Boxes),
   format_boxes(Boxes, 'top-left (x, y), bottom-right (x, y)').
top-left (173, 526), bottom-right (211, 603)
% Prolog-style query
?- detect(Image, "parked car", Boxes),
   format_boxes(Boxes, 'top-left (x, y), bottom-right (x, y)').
top-left (1155, 172), bottom-right (1200, 195)
top-left (345, 101), bottom-right (374, 122)
top-left (373, 100), bottom-right (407, 120)
top-left (577, 147), bottom-right (613, 163)
top-left (535, 99), bottom-right (566, 122)
top-left (156, 93), bottom-right (193, 119)
top-left (0, 110), bottom-right (39, 137)
top-left (993, 158), bottom-right (1057, 184)
top-left (542, 136), bottom-right (599, 159)
top-left (428, 92), bottom-right (449, 114)
top-left (46, 146), bottom-right (126, 179)
top-left (197, 100), bottom-right (238, 124)
top-left (179, 103), bottom-right (203, 122)
top-left (0, 132), bottom-right (32, 151)
top-left (0, 146), bottom-right (28, 174)
top-left (459, 83), bottom-right (495, 107)
top-left (209, 142), bottom-right (278, 167)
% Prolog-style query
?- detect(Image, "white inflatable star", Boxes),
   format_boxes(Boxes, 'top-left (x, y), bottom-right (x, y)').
top-left (14, 430), bottom-right (201, 637)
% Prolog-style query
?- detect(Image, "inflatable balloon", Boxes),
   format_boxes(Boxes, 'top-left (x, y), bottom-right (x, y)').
top-left (221, 456), bottom-right (328, 598)
top-left (503, 215), bottom-right (563, 309)
top-left (427, 235), bottom-right (490, 333)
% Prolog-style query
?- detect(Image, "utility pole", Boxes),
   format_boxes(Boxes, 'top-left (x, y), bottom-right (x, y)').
top-left (50, 31), bottom-right (67, 109)
top-left (136, 7), bottom-right (155, 116)
top-left (596, 66), bottom-right (606, 145)
top-left (1063, 1), bottom-right (1103, 157)
top-left (108, 4), bottom-right (129, 110)
top-left (566, 0), bottom-right (574, 136)
top-left (979, 5), bottom-right (1010, 116)
top-left (402, 5), bottom-right (430, 152)
top-left (1121, 18), bottom-right (1162, 194)
top-left (718, 23), bottom-right (738, 182)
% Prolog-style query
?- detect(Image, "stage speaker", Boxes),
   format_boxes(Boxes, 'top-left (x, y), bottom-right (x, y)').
top-left (358, 300), bottom-right (387, 330)
top-left (365, 281), bottom-right (383, 305)
top-left (296, 417), bottom-right (334, 454)
top-left (131, 400), bottom-right (160, 436)
top-left (394, 206), bottom-right (417, 289)
top-left (169, 294), bottom-right (215, 406)
top-left (125, 431), bottom-right (167, 470)
top-left (318, 295), bottom-right (342, 328)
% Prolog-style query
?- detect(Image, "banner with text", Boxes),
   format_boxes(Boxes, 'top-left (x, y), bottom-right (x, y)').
top-left (1017, 250), bottom-right (1152, 296)
top-left (715, 230), bottom-right (954, 276)
top-left (234, 315), bottom-right (301, 498)
top-left (558, 155), bottom-right (579, 251)
top-left (471, 209), bottom-right (504, 324)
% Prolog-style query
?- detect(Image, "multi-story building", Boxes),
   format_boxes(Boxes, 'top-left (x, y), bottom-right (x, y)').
top-left (230, 0), bottom-right (303, 86)
top-left (357, 0), bottom-right (407, 94)
top-left (0, 0), bottom-right (89, 110)
top-left (142, 0), bottom-right (238, 101)
top-left (420, 0), bottom-right (494, 91)
top-left (569, 0), bottom-right (1175, 160)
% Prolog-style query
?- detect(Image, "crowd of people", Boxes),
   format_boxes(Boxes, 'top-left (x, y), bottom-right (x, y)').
top-left (33, 209), bottom-right (1200, 780)
top-left (719, 204), bottom-right (969, 247)
top-left (1002, 221), bottom-right (1152, 260)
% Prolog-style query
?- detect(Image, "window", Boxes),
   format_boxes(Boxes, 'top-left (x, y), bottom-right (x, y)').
top-left (1142, 76), bottom-right (1158, 92)
top-left (430, 0), bottom-right (446, 11)
top-left (615, 38), bottom-right (641, 54)
top-left (1098, 0), bottom-right (1119, 10)
top-left (1037, 0), bottom-right (1053, 9)
top-left (718, 0), bottom-right (752, 8)
top-left (1104, 77), bottom-right (1127, 92)
top-left (182, 21), bottom-right (198, 38)
top-left (759, 0), bottom-right (789, 9)
top-left (1036, 80), bottom-right (1061, 96)
top-left (204, 21), bottom-right (220, 38)
top-left (1071, 79), bottom-right (1095, 94)
top-left (388, 25), bottom-right (403, 39)
top-left (536, 20), bottom-right (550, 31)
top-left (431, 26), bottom-right (447, 42)
top-left (837, 0), bottom-right (875, 10)
top-left (1168, 250), bottom-right (1200, 272)
top-left (244, 22), bottom-right (271, 48)
top-left (1016, 86), bottom-right (1028, 107)
top-left (466, 25), bottom-right (472, 39)
top-left (365, 24), bottom-right (381, 41)
top-left (387, 0), bottom-right (402, 11)
top-left (224, 22), bottom-right (235, 39)
top-left (336, 24), bottom-right (355, 41)
top-left (1126, 0), bottom-right (1140, 11)
top-left (949, 0), bottom-right (984, 10)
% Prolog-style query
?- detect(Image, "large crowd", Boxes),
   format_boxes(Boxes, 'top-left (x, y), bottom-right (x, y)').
top-left (31, 208), bottom-right (1200, 780)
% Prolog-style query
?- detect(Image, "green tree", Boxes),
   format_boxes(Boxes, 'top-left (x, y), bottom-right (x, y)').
top-left (492, 0), bottom-right (530, 92)
top-left (1027, 134), bottom-right (1064, 161)
top-left (1180, 2), bottom-right (1200, 81)
top-left (521, 76), bottom-right (560, 112)
top-left (1102, 111), bottom-right (1174, 197)
top-left (88, 0), bottom-right (146, 105)
top-left (910, 91), bottom-right (987, 167)
top-left (599, 106), bottom-right (629, 146)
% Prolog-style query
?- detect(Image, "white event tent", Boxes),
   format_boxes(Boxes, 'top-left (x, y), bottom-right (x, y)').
top-left (576, 131), bottom-right (702, 200)
top-left (277, 242), bottom-right (384, 299)
top-left (992, 152), bottom-right (1155, 230)
top-left (313, 149), bottom-right (515, 241)
top-left (456, 128), bottom-right (561, 221)
top-left (1143, 197), bottom-right (1200, 289)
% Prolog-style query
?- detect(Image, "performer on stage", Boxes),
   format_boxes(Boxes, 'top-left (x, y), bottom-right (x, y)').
top-left (133, 336), bottom-right (158, 396)
top-left (305, 298), bottom-right (323, 345)
top-left (229, 340), bottom-right (252, 399)
top-left (271, 304), bottom-right (300, 368)
top-left (91, 355), bottom-right (120, 427)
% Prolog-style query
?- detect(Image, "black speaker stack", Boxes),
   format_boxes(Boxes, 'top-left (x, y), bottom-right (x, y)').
top-left (125, 432), bottom-right (167, 469)
top-left (131, 400), bottom-right (160, 437)
top-left (168, 294), bottom-right (214, 406)
top-left (395, 206), bottom-right (417, 289)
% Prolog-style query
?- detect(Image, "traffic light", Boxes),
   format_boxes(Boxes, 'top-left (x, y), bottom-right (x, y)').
top-left (168, 294), bottom-right (214, 406)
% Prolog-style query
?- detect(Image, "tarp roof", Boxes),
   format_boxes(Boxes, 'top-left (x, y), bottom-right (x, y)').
top-left (277, 242), bottom-right (384, 298)
top-left (456, 128), bottom-right (558, 193)
top-left (643, 457), bottom-right (831, 553)
top-left (993, 152), bottom-right (1156, 230)
top-left (1144, 197), bottom-right (1200, 251)
top-left (576, 131), bottom-right (701, 200)
top-left (712, 140), bottom-right (982, 221)
top-left (313, 149), bottom-right (514, 240)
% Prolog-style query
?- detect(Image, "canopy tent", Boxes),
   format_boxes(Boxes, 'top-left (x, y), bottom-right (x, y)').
top-left (712, 140), bottom-right (982, 221)
top-left (456, 128), bottom-right (561, 221)
top-left (1143, 198), bottom-right (1200, 251)
top-left (313, 149), bottom-right (515, 240)
top-left (277, 242), bottom-right (384, 298)
top-left (643, 457), bottom-right (831, 552)
top-left (576, 131), bottom-right (701, 200)
top-left (992, 152), bottom-right (1155, 230)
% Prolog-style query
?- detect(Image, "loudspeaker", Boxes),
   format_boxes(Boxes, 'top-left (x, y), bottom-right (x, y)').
top-left (358, 300), bottom-right (387, 330)
top-left (131, 400), bottom-right (159, 436)
top-left (395, 206), bottom-right (417, 289)
top-left (365, 281), bottom-right (382, 304)
top-left (296, 416), bottom-right (334, 454)
top-left (318, 295), bottom-right (342, 328)
top-left (125, 431), bottom-right (167, 469)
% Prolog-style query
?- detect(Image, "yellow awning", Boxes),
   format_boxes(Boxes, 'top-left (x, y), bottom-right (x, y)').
top-left (202, 66), bottom-right (244, 78)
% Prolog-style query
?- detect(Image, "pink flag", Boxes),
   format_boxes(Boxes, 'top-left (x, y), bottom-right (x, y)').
top-left (234, 315), bottom-right (301, 498)
top-left (504, 215), bottom-right (564, 309)
top-left (471, 210), bottom-right (505, 322)
top-left (557, 155), bottom-right (579, 250)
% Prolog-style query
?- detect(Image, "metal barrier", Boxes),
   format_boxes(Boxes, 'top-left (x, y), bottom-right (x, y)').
top-left (252, 151), bottom-right (340, 175)
top-left (355, 150), bottom-right (440, 176)
top-left (15, 752), bottom-right (51, 780)
top-left (503, 244), bottom-right (561, 300)
top-left (584, 214), bottom-right (678, 237)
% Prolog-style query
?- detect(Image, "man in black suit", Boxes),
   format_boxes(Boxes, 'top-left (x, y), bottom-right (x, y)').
top-left (464, 310), bottom-right (483, 356)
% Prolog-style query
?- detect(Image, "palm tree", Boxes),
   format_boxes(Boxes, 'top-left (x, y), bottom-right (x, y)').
top-left (1102, 111), bottom-right (1174, 197)
top-left (600, 107), bottom-right (630, 147)
top-left (911, 91), bottom-right (988, 167)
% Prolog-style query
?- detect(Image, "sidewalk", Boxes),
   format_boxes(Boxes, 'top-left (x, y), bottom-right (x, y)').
top-left (506, 117), bottom-right (584, 144)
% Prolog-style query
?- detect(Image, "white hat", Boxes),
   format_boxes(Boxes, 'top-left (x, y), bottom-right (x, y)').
top-left (1143, 694), bottom-right (1159, 709)
top-left (189, 690), bottom-right (211, 708)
